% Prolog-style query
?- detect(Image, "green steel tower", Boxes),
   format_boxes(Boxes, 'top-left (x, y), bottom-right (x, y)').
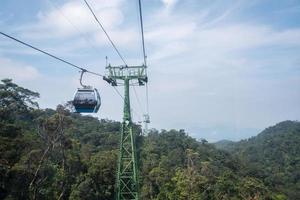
top-left (104, 64), bottom-right (147, 200)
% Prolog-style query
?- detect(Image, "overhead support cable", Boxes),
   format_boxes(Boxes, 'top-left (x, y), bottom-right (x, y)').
top-left (83, 0), bottom-right (127, 66)
top-left (0, 31), bottom-right (104, 77)
top-left (137, 0), bottom-right (150, 119)
top-left (138, 0), bottom-right (147, 66)
top-left (47, 0), bottom-right (99, 53)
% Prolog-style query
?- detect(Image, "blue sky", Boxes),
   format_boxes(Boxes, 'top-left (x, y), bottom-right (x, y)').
top-left (0, 0), bottom-right (299, 142)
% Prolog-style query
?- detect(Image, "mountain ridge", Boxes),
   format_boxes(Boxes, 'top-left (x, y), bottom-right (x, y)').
top-left (213, 120), bottom-right (300, 199)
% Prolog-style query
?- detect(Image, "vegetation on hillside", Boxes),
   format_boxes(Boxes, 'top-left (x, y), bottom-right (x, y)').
top-left (0, 79), bottom-right (298, 200)
top-left (218, 121), bottom-right (300, 200)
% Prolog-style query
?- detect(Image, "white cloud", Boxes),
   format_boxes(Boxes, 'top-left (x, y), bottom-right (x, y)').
top-left (93, 28), bottom-right (139, 47)
top-left (143, 5), bottom-right (300, 135)
top-left (194, 25), bottom-right (300, 52)
top-left (145, 0), bottom-right (300, 66)
top-left (0, 57), bottom-right (40, 81)
top-left (146, 22), bottom-right (196, 43)
top-left (161, 0), bottom-right (178, 9)
top-left (150, 41), bottom-right (189, 61)
top-left (18, 0), bottom-right (124, 40)
top-left (147, 22), bottom-right (300, 67)
top-left (3, 0), bottom-right (142, 59)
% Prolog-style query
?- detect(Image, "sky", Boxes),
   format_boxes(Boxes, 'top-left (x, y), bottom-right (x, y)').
top-left (0, 0), bottom-right (299, 142)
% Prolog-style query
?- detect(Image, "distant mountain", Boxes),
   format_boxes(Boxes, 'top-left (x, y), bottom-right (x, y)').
top-left (216, 121), bottom-right (300, 199)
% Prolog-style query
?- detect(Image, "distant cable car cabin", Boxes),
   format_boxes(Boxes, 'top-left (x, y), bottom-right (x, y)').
top-left (73, 70), bottom-right (101, 113)
top-left (73, 87), bottom-right (101, 113)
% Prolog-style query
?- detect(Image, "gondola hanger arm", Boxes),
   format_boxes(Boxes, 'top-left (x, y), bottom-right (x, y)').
top-left (79, 69), bottom-right (89, 88)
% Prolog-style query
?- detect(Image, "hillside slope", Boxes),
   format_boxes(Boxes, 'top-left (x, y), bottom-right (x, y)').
top-left (213, 139), bottom-right (235, 150)
top-left (220, 121), bottom-right (300, 199)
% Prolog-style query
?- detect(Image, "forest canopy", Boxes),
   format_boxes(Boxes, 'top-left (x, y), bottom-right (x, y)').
top-left (0, 79), bottom-right (299, 200)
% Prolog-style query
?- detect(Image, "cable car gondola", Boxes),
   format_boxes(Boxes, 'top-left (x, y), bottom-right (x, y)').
top-left (73, 87), bottom-right (101, 113)
top-left (73, 70), bottom-right (101, 113)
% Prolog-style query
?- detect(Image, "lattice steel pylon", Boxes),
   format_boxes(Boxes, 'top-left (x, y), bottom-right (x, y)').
top-left (104, 64), bottom-right (147, 200)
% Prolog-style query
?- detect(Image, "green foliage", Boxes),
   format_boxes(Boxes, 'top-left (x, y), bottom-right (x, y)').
top-left (0, 79), bottom-right (39, 122)
top-left (0, 79), bottom-right (298, 199)
top-left (220, 121), bottom-right (300, 199)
